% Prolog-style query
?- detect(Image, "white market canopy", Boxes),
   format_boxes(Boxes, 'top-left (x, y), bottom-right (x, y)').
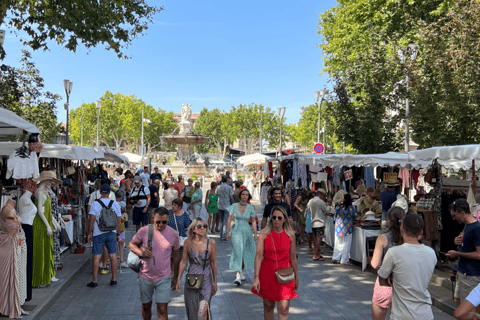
top-left (0, 108), bottom-right (40, 135)
top-left (237, 153), bottom-right (270, 167)
top-left (122, 152), bottom-right (144, 164)
top-left (0, 142), bottom-right (128, 163)
top-left (408, 144), bottom-right (480, 162)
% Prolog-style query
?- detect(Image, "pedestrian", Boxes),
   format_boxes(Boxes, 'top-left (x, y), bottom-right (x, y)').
top-left (216, 175), bottom-right (234, 241)
top-left (226, 170), bottom-right (233, 186)
top-left (454, 283), bottom-right (480, 319)
top-left (380, 178), bottom-right (399, 233)
top-left (168, 198), bottom-right (191, 262)
top-left (140, 166), bottom-right (151, 187)
top-left (225, 188), bottom-right (258, 285)
top-left (130, 175), bottom-right (151, 232)
top-left (180, 178), bottom-right (194, 214)
top-left (307, 189), bottom-right (332, 261)
top-left (148, 179), bottom-right (161, 222)
top-left (358, 186), bottom-right (382, 218)
top-left (163, 181), bottom-right (178, 211)
top-left (252, 205), bottom-right (298, 319)
top-left (370, 206), bottom-right (405, 320)
top-left (205, 181), bottom-right (219, 233)
top-left (189, 182), bottom-right (203, 219)
top-left (176, 218), bottom-right (218, 319)
top-left (150, 167), bottom-right (162, 183)
top-left (332, 193), bottom-right (358, 265)
top-left (174, 175), bottom-right (185, 198)
top-left (115, 189), bottom-right (129, 268)
top-left (378, 213), bottom-right (437, 319)
top-left (233, 180), bottom-right (242, 203)
top-left (129, 207), bottom-right (180, 320)
top-left (86, 184), bottom-right (122, 287)
top-left (446, 199), bottom-right (480, 306)
top-left (261, 187), bottom-right (293, 230)
top-left (294, 189), bottom-right (311, 243)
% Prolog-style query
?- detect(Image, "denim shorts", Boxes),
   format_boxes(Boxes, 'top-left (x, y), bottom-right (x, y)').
top-left (138, 276), bottom-right (171, 304)
top-left (93, 232), bottom-right (117, 255)
top-left (133, 206), bottom-right (148, 225)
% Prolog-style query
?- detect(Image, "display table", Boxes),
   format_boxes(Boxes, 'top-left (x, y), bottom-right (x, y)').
top-left (323, 216), bottom-right (381, 271)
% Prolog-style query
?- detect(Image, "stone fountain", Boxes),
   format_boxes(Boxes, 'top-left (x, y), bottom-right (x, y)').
top-left (161, 104), bottom-right (210, 166)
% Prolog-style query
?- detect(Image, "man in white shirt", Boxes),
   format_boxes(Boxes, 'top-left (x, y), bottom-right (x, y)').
top-left (140, 166), bottom-right (151, 186)
top-left (163, 181), bottom-right (178, 211)
top-left (307, 188), bottom-right (332, 261)
top-left (87, 178), bottom-right (116, 213)
top-left (130, 175), bottom-right (151, 232)
top-left (378, 213), bottom-right (437, 320)
top-left (87, 184), bottom-right (122, 287)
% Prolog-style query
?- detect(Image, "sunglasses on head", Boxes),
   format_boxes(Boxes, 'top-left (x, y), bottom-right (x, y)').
top-left (155, 220), bottom-right (168, 225)
top-left (271, 216), bottom-right (283, 221)
top-left (196, 224), bottom-right (208, 229)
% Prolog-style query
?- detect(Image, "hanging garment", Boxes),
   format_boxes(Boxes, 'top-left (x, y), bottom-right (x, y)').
top-left (317, 172), bottom-right (328, 184)
top-left (17, 229), bottom-right (27, 305)
top-left (286, 160), bottom-right (294, 180)
top-left (398, 168), bottom-right (410, 189)
top-left (364, 167), bottom-right (375, 189)
top-left (298, 164), bottom-right (308, 189)
top-left (333, 166), bottom-right (342, 187)
top-left (33, 195), bottom-right (55, 287)
top-left (49, 191), bottom-right (62, 270)
top-left (6, 151), bottom-right (39, 180)
top-left (293, 160), bottom-right (299, 185)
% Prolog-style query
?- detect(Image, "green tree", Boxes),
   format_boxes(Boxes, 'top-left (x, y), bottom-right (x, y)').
top-left (0, 1), bottom-right (162, 59)
top-left (193, 108), bottom-right (229, 154)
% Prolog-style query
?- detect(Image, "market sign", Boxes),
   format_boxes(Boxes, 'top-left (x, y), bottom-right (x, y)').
top-left (313, 143), bottom-right (324, 154)
top-left (383, 172), bottom-right (398, 183)
top-left (344, 169), bottom-right (353, 180)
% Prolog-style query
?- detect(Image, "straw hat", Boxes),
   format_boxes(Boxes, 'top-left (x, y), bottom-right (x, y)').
top-left (33, 171), bottom-right (62, 185)
top-left (333, 190), bottom-right (347, 204)
top-left (384, 176), bottom-right (399, 187)
top-left (355, 185), bottom-right (367, 196)
top-left (364, 211), bottom-right (380, 221)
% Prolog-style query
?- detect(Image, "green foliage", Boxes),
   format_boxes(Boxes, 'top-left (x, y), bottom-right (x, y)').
top-left (0, 0), bottom-right (162, 59)
top-left (69, 91), bottom-right (177, 152)
top-left (190, 174), bottom-right (198, 181)
top-left (0, 50), bottom-right (62, 142)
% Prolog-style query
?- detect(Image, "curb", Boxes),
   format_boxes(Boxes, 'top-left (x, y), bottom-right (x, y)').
top-left (29, 253), bottom-right (92, 320)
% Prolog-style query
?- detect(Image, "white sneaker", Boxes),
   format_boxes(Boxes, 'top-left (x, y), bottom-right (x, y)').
top-left (240, 272), bottom-right (246, 281)
top-left (120, 262), bottom-right (129, 268)
top-left (234, 273), bottom-right (241, 286)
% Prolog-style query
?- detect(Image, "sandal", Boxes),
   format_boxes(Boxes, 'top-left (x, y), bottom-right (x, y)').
top-left (313, 255), bottom-right (324, 261)
top-left (340, 262), bottom-right (350, 265)
top-left (331, 259), bottom-right (340, 264)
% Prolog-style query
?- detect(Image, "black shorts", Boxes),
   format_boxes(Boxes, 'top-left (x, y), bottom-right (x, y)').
top-left (312, 226), bottom-right (325, 237)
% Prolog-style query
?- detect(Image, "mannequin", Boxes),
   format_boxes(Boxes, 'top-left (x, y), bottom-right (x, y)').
top-left (33, 178), bottom-right (60, 287)
top-left (18, 191), bottom-right (37, 301)
top-left (0, 199), bottom-right (28, 318)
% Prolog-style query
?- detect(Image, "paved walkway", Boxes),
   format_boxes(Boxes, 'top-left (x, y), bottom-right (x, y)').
top-left (38, 196), bottom-right (455, 320)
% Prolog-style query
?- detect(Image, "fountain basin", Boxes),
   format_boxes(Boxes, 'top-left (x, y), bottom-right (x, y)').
top-left (162, 134), bottom-right (210, 145)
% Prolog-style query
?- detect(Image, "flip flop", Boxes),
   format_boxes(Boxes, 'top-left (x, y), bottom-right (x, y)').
top-left (313, 256), bottom-right (324, 261)
top-left (331, 259), bottom-right (340, 264)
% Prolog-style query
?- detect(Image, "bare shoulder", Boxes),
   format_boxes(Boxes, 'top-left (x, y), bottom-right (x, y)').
top-left (376, 234), bottom-right (387, 247)
top-left (208, 238), bottom-right (216, 247)
top-left (258, 229), bottom-right (268, 239)
top-left (287, 229), bottom-right (296, 240)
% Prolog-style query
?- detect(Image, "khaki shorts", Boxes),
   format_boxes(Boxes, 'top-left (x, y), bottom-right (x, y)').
top-left (455, 272), bottom-right (480, 302)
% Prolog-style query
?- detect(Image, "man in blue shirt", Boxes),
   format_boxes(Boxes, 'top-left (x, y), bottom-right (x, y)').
top-left (446, 199), bottom-right (480, 307)
top-left (380, 179), bottom-right (399, 233)
top-left (261, 186), bottom-right (293, 229)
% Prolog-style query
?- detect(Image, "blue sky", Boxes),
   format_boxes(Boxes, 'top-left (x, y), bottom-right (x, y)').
top-left (2, 0), bottom-right (337, 125)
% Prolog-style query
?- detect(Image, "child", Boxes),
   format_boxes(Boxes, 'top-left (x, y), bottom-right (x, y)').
top-left (115, 189), bottom-right (128, 268)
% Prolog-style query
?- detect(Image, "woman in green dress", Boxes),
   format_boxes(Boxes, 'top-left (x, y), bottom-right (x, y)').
top-left (205, 181), bottom-right (219, 233)
top-left (225, 188), bottom-right (258, 286)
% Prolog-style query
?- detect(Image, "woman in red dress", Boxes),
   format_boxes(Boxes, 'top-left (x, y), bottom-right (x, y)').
top-left (252, 205), bottom-right (299, 319)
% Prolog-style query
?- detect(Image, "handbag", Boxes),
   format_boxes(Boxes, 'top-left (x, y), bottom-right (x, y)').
top-left (185, 238), bottom-right (209, 290)
top-left (127, 224), bottom-right (154, 273)
top-left (173, 213), bottom-right (188, 247)
top-left (271, 233), bottom-right (295, 284)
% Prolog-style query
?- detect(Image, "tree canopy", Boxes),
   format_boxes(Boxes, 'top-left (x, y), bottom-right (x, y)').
top-left (0, 0), bottom-right (162, 59)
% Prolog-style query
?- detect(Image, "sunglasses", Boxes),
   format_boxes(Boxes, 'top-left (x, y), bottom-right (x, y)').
top-left (155, 220), bottom-right (168, 225)
top-left (271, 216), bottom-right (283, 221)
top-left (196, 224), bottom-right (208, 229)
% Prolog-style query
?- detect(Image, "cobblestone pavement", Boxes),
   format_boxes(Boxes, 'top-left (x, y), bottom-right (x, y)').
top-left (39, 193), bottom-right (454, 320)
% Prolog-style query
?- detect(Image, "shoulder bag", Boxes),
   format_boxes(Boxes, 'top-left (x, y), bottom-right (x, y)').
top-left (185, 238), bottom-right (209, 290)
top-left (271, 233), bottom-right (295, 284)
top-left (127, 224), bottom-right (154, 273)
top-left (174, 213), bottom-right (188, 247)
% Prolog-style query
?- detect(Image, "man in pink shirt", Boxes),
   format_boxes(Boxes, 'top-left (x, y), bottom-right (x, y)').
top-left (129, 207), bottom-right (180, 320)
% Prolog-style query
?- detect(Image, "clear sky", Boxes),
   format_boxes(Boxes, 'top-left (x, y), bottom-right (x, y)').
top-left (2, 0), bottom-right (337, 125)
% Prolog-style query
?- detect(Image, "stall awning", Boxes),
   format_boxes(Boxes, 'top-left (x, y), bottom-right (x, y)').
top-left (237, 153), bottom-right (270, 167)
top-left (99, 148), bottom-right (129, 164)
top-left (408, 144), bottom-right (480, 162)
top-left (0, 108), bottom-right (40, 135)
top-left (122, 152), bottom-right (144, 164)
top-left (0, 142), bottom-right (103, 160)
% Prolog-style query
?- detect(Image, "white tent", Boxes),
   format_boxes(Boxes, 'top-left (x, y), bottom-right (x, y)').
top-left (0, 142), bottom-right (103, 161)
top-left (100, 148), bottom-right (129, 164)
top-left (122, 152), bottom-right (144, 164)
top-left (237, 153), bottom-right (270, 167)
top-left (0, 108), bottom-right (40, 135)
top-left (408, 144), bottom-right (480, 162)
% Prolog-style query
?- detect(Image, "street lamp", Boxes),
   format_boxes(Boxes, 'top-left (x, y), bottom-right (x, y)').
top-left (277, 107), bottom-right (286, 158)
top-left (398, 43), bottom-right (418, 153)
top-left (96, 100), bottom-right (101, 147)
top-left (63, 79), bottom-right (73, 145)
top-left (80, 107), bottom-right (85, 146)
top-left (315, 89), bottom-right (327, 147)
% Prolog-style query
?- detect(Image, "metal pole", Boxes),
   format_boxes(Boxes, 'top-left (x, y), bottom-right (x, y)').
top-left (317, 100), bottom-right (321, 143)
top-left (323, 120), bottom-right (326, 154)
top-left (279, 116), bottom-right (283, 157)
top-left (141, 107), bottom-right (144, 156)
top-left (66, 98), bottom-right (69, 145)
top-left (96, 107), bottom-right (100, 147)
top-left (405, 72), bottom-right (410, 154)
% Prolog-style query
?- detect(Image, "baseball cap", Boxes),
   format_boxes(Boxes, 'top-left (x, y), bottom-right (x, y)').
top-left (100, 184), bottom-right (111, 194)
top-left (188, 178), bottom-right (193, 182)
top-left (133, 176), bottom-right (142, 183)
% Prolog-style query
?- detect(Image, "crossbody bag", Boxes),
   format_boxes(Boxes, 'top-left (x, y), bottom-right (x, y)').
top-left (271, 233), bottom-right (295, 284)
top-left (185, 238), bottom-right (209, 290)
top-left (127, 224), bottom-right (154, 273)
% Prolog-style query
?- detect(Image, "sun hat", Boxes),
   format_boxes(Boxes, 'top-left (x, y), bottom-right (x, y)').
top-left (364, 211), bottom-right (380, 221)
top-left (355, 185), bottom-right (367, 195)
top-left (333, 190), bottom-right (347, 204)
top-left (33, 171), bottom-right (62, 185)
top-left (384, 176), bottom-right (399, 187)
top-left (133, 176), bottom-right (142, 183)
top-left (317, 188), bottom-right (327, 195)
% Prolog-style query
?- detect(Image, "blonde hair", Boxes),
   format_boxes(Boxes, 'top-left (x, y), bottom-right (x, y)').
top-left (187, 217), bottom-right (210, 239)
top-left (265, 205), bottom-right (292, 235)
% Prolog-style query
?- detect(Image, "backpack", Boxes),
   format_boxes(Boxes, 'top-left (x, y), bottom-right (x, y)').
top-left (96, 199), bottom-right (118, 232)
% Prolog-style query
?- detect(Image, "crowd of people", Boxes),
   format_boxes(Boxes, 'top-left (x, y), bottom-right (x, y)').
top-left (82, 164), bottom-right (480, 320)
